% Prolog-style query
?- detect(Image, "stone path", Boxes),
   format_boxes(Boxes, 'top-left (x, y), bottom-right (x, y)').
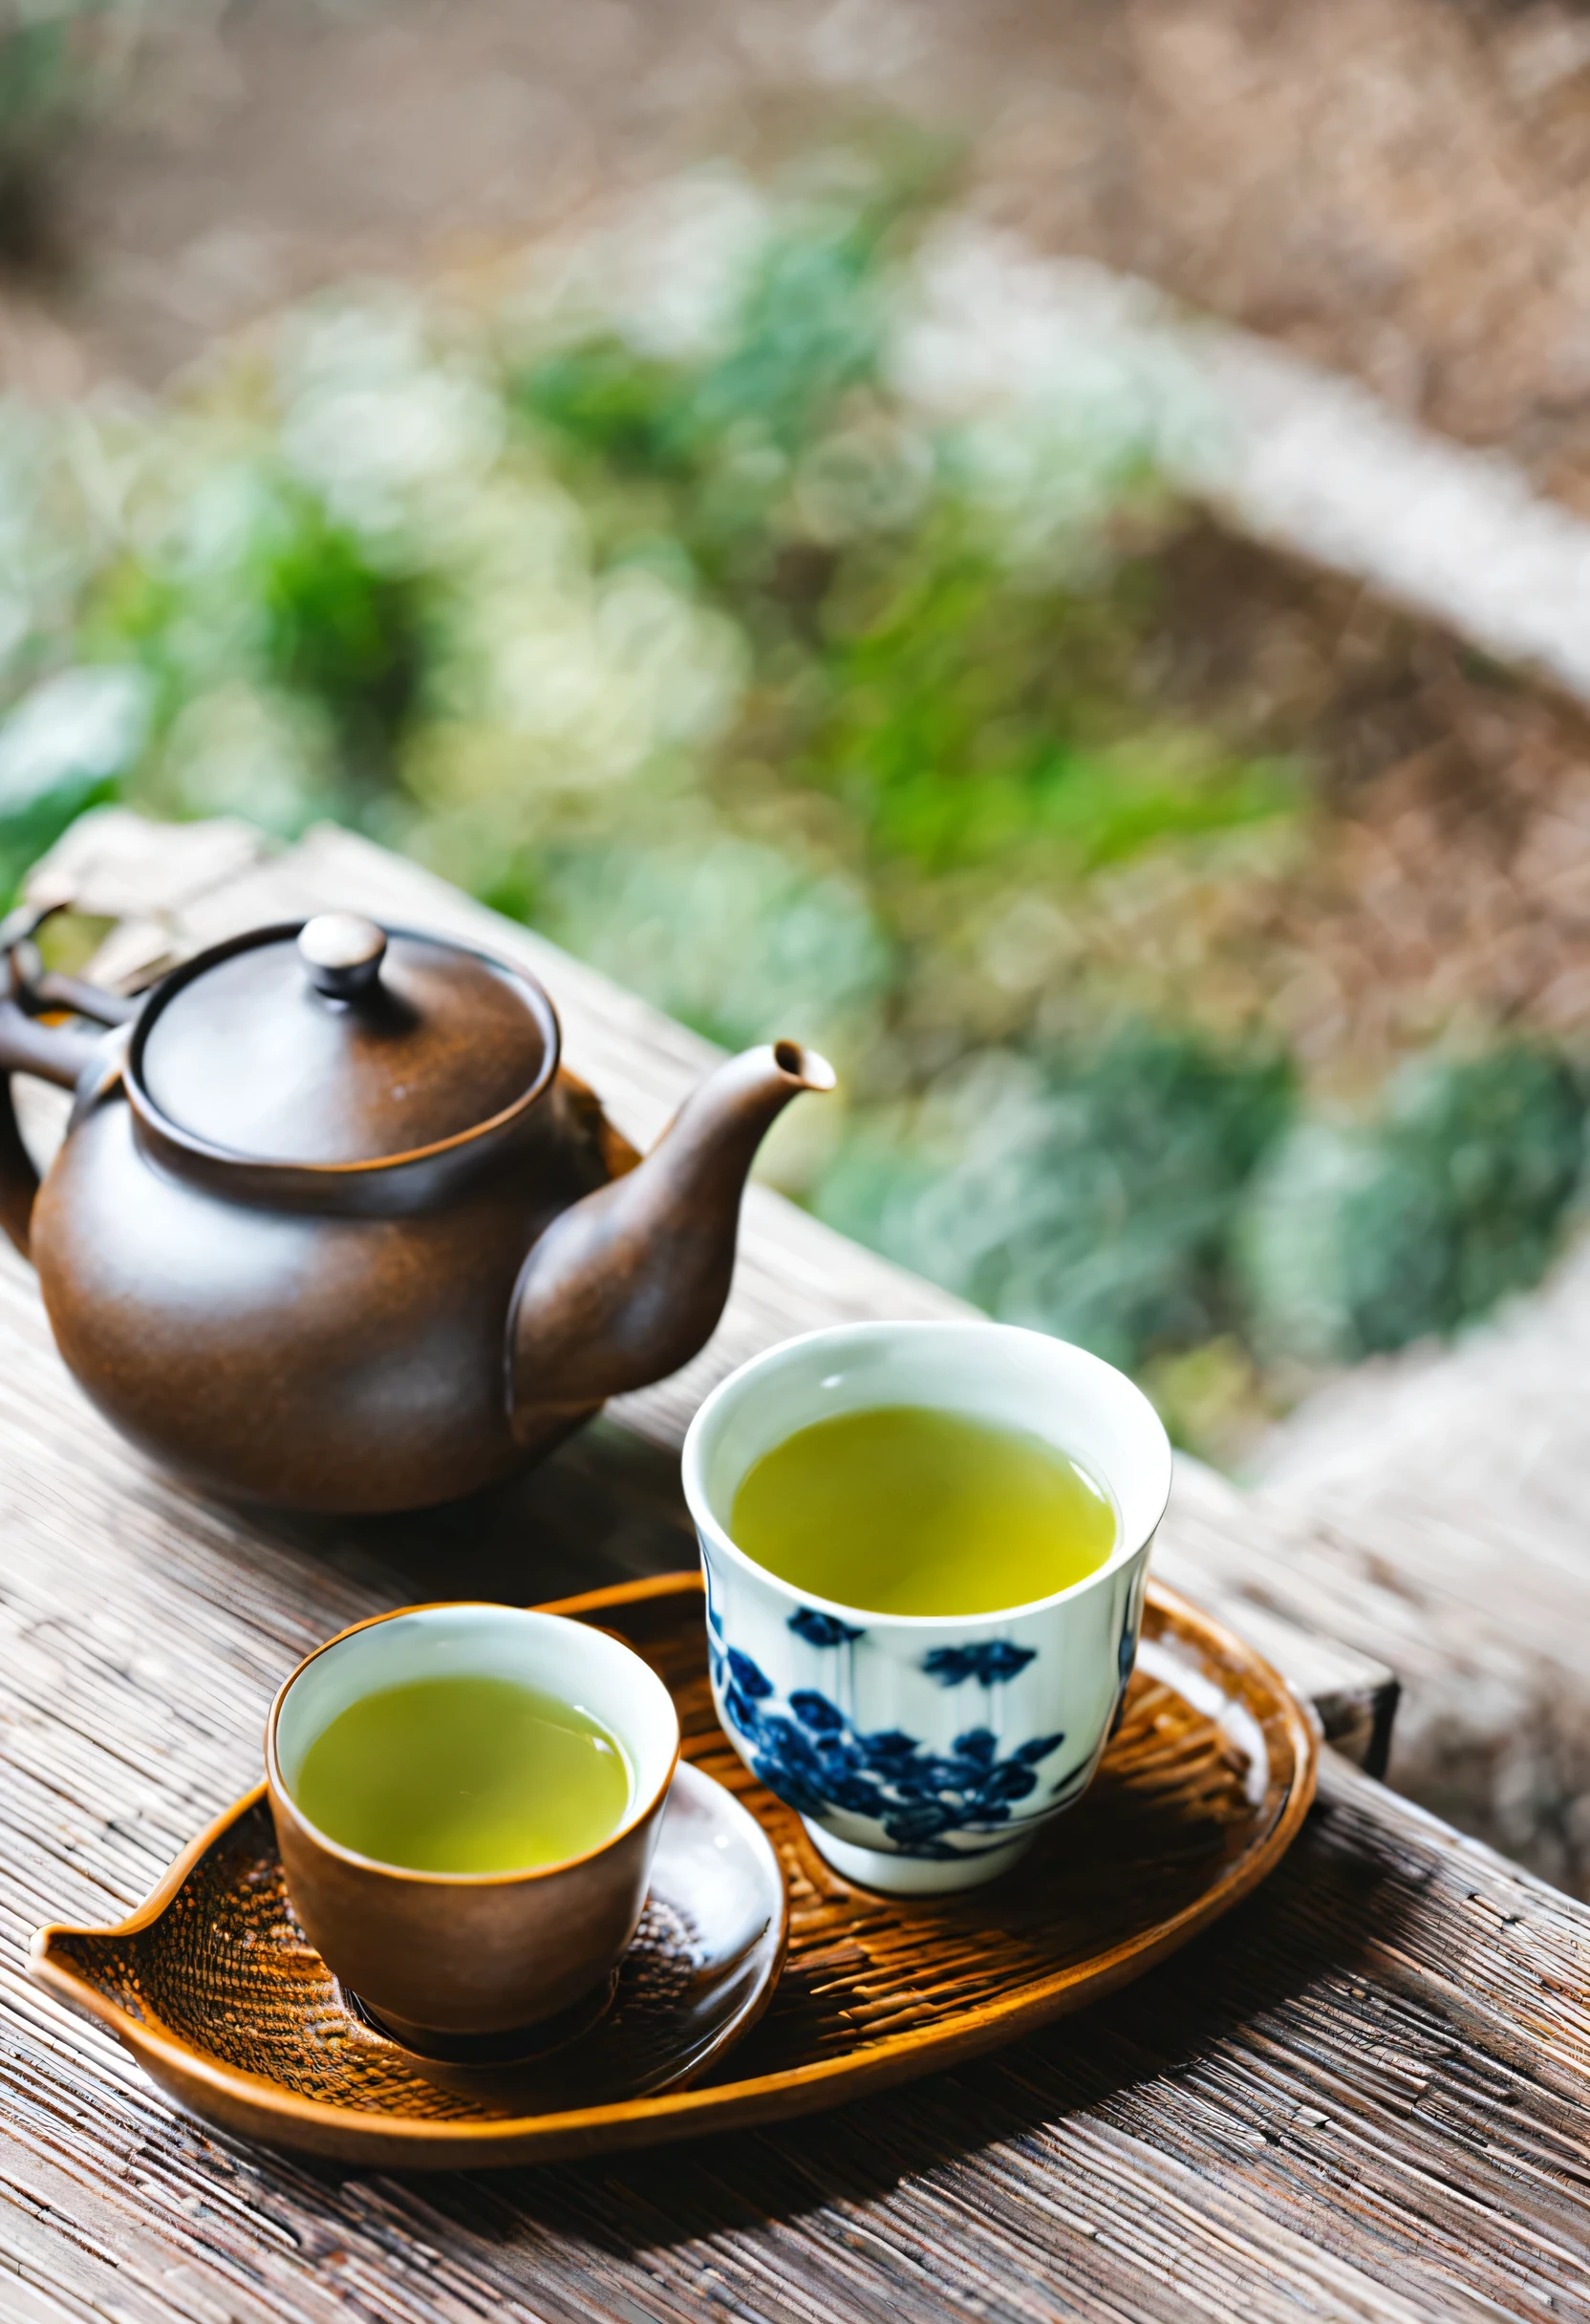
top-left (1249, 1237), bottom-right (1590, 1892)
top-left (905, 224), bottom-right (1590, 718)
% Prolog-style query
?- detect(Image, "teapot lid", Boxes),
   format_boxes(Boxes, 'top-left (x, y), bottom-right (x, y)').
top-left (133, 916), bottom-right (560, 1166)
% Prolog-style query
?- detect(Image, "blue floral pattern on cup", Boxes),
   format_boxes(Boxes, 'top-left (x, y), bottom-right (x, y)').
top-left (921, 1641), bottom-right (1037, 1687)
top-left (787, 1606), bottom-right (867, 1648)
top-left (715, 1640), bottom-right (1079, 1857)
top-left (682, 1320), bottom-right (1172, 1892)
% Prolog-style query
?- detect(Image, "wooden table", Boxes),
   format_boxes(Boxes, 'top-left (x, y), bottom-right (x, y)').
top-left (2, 814), bottom-right (1587, 2324)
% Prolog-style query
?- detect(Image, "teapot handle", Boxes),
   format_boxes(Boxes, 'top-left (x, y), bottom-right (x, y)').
top-left (0, 904), bottom-right (139, 1259)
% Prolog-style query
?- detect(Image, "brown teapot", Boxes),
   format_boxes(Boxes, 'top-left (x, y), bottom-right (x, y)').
top-left (0, 904), bottom-right (832, 1513)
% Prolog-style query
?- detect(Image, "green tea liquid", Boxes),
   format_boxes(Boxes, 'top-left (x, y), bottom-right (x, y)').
top-left (291, 1676), bottom-right (631, 1874)
top-left (731, 1404), bottom-right (1117, 1618)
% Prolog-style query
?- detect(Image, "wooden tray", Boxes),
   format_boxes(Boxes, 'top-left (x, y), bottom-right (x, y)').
top-left (31, 1572), bottom-right (1317, 2167)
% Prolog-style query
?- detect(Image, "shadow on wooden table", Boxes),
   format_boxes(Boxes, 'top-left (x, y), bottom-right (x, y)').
top-left (225, 1423), bottom-right (1411, 2229)
top-left (274, 1775), bottom-right (1421, 2266)
top-left (184, 1442), bottom-right (1569, 2313)
top-left (378, 1794), bottom-right (1413, 2249)
top-left (220, 1414), bottom-right (1500, 2293)
top-left (408, 1784), bottom-right (1415, 2221)
top-left (247, 1418), bottom-right (702, 1613)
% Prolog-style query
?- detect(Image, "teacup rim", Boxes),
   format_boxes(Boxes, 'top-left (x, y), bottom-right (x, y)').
top-left (265, 1601), bottom-right (681, 1887)
top-left (681, 1318), bottom-right (1174, 1630)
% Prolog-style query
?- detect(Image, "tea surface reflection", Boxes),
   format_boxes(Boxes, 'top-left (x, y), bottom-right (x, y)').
top-left (293, 1675), bottom-right (631, 1875)
top-left (730, 1403), bottom-right (1117, 1618)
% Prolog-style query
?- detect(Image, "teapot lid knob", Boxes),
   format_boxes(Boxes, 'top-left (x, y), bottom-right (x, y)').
top-left (298, 914), bottom-right (387, 1000)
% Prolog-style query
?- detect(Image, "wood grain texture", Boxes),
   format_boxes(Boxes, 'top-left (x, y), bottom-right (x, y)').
top-left (30, 1574), bottom-right (1313, 2168)
top-left (0, 1259), bottom-right (1580, 2319)
top-left (4, 812), bottom-right (1577, 2321)
top-left (20, 808), bottom-right (1399, 1765)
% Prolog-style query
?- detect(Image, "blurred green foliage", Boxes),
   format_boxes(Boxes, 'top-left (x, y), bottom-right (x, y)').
top-left (787, 537), bottom-right (1295, 874)
top-left (0, 1), bottom-right (110, 161)
top-left (1240, 1049), bottom-right (1587, 1366)
top-left (532, 832), bottom-right (890, 1060)
top-left (815, 1028), bottom-right (1293, 1372)
top-left (254, 495), bottom-right (422, 777)
top-left (0, 159), bottom-right (1583, 1455)
top-left (515, 183), bottom-right (1291, 890)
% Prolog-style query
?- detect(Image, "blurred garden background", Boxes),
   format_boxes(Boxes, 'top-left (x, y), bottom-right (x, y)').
top-left (3, 0), bottom-right (1590, 1488)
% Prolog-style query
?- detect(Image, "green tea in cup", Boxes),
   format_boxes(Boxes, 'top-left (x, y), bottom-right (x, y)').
top-left (269, 1603), bottom-right (680, 2037)
top-left (730, 1403), bottom-right (1117, 1618)
top-left (291, 1674), bottom-right (631, 1874)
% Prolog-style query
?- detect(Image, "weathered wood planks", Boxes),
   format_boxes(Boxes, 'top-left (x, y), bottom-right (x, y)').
top-left (3, 811), bottom-right (1579, 2322)
top-left (18, 809), bottom-right (1399, 1767)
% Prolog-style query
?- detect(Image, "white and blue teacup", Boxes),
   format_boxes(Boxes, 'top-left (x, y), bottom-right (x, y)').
top-left (682, 1320), bottom-right (1173, 1895)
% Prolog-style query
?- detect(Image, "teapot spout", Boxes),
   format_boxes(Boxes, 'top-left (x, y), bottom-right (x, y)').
top-left (506, 1040), bottom-right (834, 1436)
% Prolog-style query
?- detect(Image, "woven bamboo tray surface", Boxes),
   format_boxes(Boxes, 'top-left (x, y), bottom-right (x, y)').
top-left (32, 1572), bottom-right (1315, 2164)
top-left (12, 818), bottom-right (1590, 2314)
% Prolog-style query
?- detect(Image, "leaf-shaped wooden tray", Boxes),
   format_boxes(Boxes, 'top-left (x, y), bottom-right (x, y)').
top-left (31, 1572), bottom-right (1317, 2167)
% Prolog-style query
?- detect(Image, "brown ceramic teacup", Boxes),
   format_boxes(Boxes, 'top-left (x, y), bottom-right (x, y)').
top-left (266, 1603), bottom-right (680, 2044)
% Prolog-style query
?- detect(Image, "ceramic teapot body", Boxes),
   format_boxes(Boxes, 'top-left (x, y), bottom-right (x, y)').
top-left (0, 910), bottom-right (830, 1513)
